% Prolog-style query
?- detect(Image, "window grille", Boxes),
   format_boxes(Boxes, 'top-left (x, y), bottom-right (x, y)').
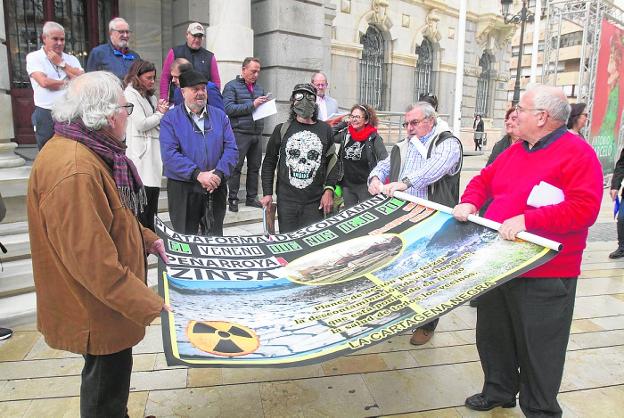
top-left (414, 38), bottom-right (434, 103)
top-left (359, 26), bottom-right (385, 109)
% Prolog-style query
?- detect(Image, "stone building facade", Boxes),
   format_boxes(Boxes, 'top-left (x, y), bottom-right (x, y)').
top-left (0, 0), bottom-right (515, 221)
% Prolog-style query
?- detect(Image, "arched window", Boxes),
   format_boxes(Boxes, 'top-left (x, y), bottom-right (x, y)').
top-left (476, 52), bottom-right (493, 117)
top-left (414, 38), bottom-right (434, 102)
top-left (359, 26), bottom-right (385, 109)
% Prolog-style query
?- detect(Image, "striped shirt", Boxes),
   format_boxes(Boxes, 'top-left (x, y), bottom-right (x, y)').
top-left (369, 126), bottom-right (461, 199)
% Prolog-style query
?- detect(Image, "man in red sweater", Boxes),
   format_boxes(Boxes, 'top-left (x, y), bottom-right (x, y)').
top-left (453, 85), bottom-right (603, 417)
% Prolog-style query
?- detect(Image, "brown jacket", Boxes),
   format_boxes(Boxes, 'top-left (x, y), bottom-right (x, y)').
top-left (27, 135), bottom-right (164, 355)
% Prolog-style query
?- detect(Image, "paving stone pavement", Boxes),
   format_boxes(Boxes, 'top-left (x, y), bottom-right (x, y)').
top-left (2, 154), bottom-right (623, 417)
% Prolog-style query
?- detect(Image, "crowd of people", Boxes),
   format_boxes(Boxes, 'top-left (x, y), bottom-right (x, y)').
top-left (12, 15), bottom-right (614, 418)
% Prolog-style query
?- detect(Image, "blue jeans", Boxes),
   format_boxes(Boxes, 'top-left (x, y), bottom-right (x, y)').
top-left (617, 199), bottom-right (624, 247)
top-left (32, 107), bottom-right (55, 150)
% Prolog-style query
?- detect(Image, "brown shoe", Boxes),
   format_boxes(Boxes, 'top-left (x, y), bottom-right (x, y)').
top-left (410, 327), bottom-right (434, 345)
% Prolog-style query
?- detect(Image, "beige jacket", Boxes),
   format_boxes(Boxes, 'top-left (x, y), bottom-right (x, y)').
top-left (27, 135), bottom-right (164, 355)
top-left (124, 85), bottom-right (164, 187)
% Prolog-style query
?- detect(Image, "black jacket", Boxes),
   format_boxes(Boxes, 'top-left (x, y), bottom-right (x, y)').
top-left (173, 44), bottom-right (214, 82)
top-left (335, 128), bottom-right (388, 186)
top-left (222, 76), bottom-right (266, 135)
top-left (612, 147), bottom-right (624, 196)
top-left (486, 135), bottom-right (513, 166)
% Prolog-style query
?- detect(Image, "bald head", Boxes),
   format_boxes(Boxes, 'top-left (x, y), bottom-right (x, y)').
top-left (517, 84), bottom-right (571, 145)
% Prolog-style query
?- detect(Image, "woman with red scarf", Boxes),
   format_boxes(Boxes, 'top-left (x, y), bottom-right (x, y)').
top-left (336, 104), bottom-right (388, 208)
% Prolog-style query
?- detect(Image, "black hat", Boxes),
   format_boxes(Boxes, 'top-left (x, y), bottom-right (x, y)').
top-left (292, 83), bottom-right (317, 97)
top-left (179, 70), bottom-right (208, 88)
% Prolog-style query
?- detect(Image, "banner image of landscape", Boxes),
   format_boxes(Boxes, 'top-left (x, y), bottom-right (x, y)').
top-left (157, 194), bottom-right (560, 368)
top-left (590, 18), bottom-right (624, 176)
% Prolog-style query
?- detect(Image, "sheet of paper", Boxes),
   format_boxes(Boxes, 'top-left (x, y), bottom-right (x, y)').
top-left (252, 99), bottom-right (277, 121)
top-left (527, 181), bottom-right (565, 208)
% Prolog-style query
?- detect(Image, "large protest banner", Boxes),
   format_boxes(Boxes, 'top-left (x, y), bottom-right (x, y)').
top-left (157, 194), bottom-right (560, 368)
top-left (590, 18), bottom-right (624, 177)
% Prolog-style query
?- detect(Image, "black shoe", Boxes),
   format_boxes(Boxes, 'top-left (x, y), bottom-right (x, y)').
top-left (245, 199), bottom-right (263, 209)
top-left (609, 247), bottom-right (624, 259)
top-left (465, 393), bottom-right (516, 411)
top-left (228, 200), bottom-right (239, 212)
top-left (0, 327), bottom-right (13, 341)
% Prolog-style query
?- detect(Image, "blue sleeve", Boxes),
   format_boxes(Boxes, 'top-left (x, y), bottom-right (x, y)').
top-left (215, 113), bottom-right (239, 178)
top-left (159, 113), bottom-right (199, 180)
top-left (223, 83), bottom-right (254, 117)
top-left (86, 48), bottom-right (100, 72)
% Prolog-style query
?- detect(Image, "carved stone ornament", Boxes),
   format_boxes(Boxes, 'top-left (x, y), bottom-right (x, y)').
top-left (477, 20), bottom-right (516, 51)
top-left (371, 0), bottom-right (389, 25)
top-left (341, 0), bottom-right (351, 14)
top-left (422, 9), bottom-right (442, 43)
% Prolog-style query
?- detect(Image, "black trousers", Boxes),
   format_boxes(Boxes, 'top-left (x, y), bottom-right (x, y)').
top-left (476, 277), bottom-right (577, 418)
top-left (227, 132), bottom-right (262, 202)
top-left (138, 186), bottom-right (160, 232)
top-left (81, 347), bottom-right (132, 418)
top-left (277, 200), bottom-right (323, 233)
top-left (342, 183), bottom-right (371, 209)
top-left (167, 178), bottom-right (226, 236)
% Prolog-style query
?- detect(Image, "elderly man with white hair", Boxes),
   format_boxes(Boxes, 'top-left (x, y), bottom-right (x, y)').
top-left (86, 17), bottom-right (140, 79)
top-left (27, 71), bottom-right (169, 417)
top-left (453, 85), bottom-right (603, 416)
top-left (26, 21), bottom-right (83, 149)
top-left (368, 101), bottom-right (463, 346)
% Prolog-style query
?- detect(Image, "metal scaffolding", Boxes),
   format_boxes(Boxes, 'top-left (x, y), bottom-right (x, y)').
top-left (543, 0), bottom-right (624, 138)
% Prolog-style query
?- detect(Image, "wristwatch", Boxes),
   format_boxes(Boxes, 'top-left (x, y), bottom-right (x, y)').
top-left (58, 61), bottom-right (66, 68)
top-left (401, 177), bottom-right (412, 188)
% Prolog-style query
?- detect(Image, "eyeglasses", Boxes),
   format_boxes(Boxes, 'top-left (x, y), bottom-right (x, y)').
top-left (117, 103), bottom-right (134, 115)
top-left (293, 92), bottom-right (316, 101)
top-left (349, 114), bottom-right (364, 120)
top-left (112, 29), bottom-right (132, 35)
top-left (313, 83), bottom-right (328, 88)
top-left (514, 104), bottom-right (544, 114)
top-left (190, 33), bottom-right (204, 38)
top-left (402, 118), bottom-right (429, 128)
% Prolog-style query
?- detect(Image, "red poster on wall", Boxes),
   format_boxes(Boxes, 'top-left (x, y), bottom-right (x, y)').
top-left (590, 19), bottom-right (624, 175)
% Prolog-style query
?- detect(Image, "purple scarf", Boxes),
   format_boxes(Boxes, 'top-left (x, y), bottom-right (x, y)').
top-left (54, 121), bottom-right (147, 215)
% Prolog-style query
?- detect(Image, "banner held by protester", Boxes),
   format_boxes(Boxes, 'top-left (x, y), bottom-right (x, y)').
top-left (157, 194), bottom-right (560, 368)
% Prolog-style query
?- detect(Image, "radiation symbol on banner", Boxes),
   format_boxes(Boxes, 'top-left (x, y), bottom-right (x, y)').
top-left (186, 321), bottom-right (260, 357)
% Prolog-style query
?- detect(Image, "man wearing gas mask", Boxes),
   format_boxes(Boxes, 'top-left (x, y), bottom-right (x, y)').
top-left (260, 83), bottom-right (339, 233)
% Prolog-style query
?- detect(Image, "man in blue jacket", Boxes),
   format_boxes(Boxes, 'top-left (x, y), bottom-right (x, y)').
top-left (86, 17), bottom-right (139, 79)
top-left (160, 70), bottom-right (238, 235)
top-left (223, 57), bottom-right (271, 212)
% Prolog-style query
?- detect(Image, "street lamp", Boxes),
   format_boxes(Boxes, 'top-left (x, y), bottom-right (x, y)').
top-left (501, 0), bottom-right (534, 105)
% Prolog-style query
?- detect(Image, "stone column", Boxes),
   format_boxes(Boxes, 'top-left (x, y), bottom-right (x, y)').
top-left (119, 0), bottom-right (163, 72)
top-left (252, 0), bottom-right (325, 128)
top-left (0, 4), bottom-right (25, 169)
top-left (205, 0), bottom-right (254, 86)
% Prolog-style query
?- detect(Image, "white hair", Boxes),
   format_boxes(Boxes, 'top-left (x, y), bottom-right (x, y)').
top-left (311, 72), bottom-right (328, 83)
top-left (109, 17), bottom-right (128, 32)
top-left (526, 84), bottom-right (571, 123)
top-left (52, 71), bottom-right (122, 130)
top-left (42, 21), bottom-right (64, 38)
top-left (406, 102), bottom-right (437, 119)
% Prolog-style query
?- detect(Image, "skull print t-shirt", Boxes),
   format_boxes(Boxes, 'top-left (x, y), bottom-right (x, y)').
top-left (261, 119), bottom-right (335, 204)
